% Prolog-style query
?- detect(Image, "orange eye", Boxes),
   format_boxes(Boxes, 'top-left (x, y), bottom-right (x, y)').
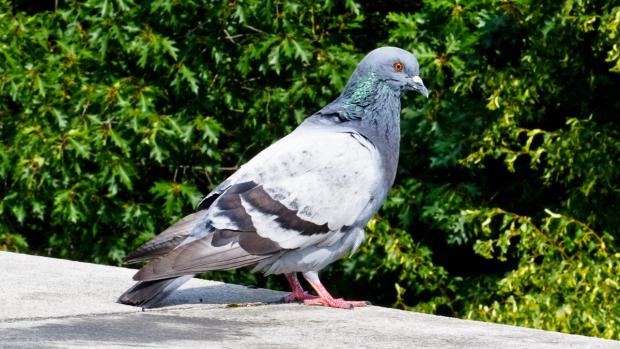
top-left (393, 62), bottom-right (404, 72)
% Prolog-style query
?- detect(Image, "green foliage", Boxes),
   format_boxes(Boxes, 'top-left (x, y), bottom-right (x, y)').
top-left (463, 208), bottom-right (619, 338)
top-left (1, 0), bottom-right (619, 340)
top-left (383, 0), bottom-right (620, 339)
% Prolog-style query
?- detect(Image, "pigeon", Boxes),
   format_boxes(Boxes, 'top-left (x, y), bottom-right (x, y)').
top-left (118, 46), bottom-right (428, 309)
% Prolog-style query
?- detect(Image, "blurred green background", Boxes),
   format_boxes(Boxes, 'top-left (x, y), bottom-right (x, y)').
top-left (1, 0), bottom-right (619, 340)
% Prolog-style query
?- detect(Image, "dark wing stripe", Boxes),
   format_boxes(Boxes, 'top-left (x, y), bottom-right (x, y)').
top-left (238, 233), bottom-right (282, 255)
top-left (196, 191), bottom-right (222, 210)
top-left (215, 193), bottom-right (243, 210)
top-left (214, 181), bottom-right (257, 210)
top-left (196, 179), bottom-right (234, 210)
top-left (211, 229), bottom-right (281, 256)
top-left (226, 181), bottom-right (258, 194)
top-left (240, 185), bottom-right (330, 236)
top-left (213, 207), bottom-right (254, 231)
top-left (196, 179), bottom-right (255, 211)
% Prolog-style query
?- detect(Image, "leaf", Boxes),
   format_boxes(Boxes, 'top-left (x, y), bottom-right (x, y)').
top-left (68, 138), bottom-right (91, 159)
top-left (291, 39), bottom-right (310, 64)
top-left (179, 64), bottom-right (199, 94)
top-left (160, 37), bottom-right (179, 61)
top-left (52, 109), bottom-right (68, 129)
top-left (109, 129), bottom-right (130, 155)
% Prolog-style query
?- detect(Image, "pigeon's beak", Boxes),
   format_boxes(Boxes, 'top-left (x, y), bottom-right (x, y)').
top-left (408, 76), bottom-right (429, 98)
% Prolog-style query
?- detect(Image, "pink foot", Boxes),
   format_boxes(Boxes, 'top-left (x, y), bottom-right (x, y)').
top-left (302, 271), bottom-right (371, 309)
top-left (303, 297), bottom-right (369, 309)
top-left (283, 273), bottom-right (319, 303)
top-left (284, 291), bottom-right (319, 303)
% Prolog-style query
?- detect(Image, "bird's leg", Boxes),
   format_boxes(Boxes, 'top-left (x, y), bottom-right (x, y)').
top-left (302, 271), bottom-right (369, 309)
top-left (283, 272), bottom-right (318, 303)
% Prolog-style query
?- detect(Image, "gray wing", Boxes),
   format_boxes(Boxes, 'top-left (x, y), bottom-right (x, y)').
top-left (129, 124), bottom-right (387, 281)
top-left (123, 183), bottom-right (228, 264)
top-left (206, 124), bottom-right (387, 249)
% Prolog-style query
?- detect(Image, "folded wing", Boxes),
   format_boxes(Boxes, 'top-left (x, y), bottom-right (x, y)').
top-left (128, 125), bottom-right (384, 281)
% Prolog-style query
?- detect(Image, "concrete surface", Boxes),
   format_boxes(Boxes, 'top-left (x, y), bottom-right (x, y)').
top-left (0, 251), bottom-right (618, 349)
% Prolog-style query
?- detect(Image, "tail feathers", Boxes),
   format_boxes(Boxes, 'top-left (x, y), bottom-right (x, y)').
top-left (118, 275), bottom-right (193, 308)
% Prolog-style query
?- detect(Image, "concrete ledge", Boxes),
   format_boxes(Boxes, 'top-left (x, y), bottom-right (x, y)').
top-left (1, 251), bottom-right (618, 348)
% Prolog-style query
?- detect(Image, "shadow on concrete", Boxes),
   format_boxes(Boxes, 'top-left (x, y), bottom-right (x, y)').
top-left (151, 283), bottom-right (287, 308)
top-left (2, 312), bottom-right (265, 348)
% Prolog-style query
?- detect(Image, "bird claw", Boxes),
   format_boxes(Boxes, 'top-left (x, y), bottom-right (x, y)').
top-left (303, 297), bottom-right (369, 309)
top-left (283, 291), bottom-right (318, 303)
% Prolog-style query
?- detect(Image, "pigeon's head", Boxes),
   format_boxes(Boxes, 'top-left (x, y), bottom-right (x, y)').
top-left (349, 46), bottom-right (429, 98)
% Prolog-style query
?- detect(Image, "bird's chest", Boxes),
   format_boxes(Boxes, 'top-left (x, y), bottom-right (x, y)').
top-left (360, 108), bottom-right (401, 189)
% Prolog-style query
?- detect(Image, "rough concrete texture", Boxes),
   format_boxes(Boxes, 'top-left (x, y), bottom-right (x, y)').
top-left (1, 251), bottom-right (618, 349)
